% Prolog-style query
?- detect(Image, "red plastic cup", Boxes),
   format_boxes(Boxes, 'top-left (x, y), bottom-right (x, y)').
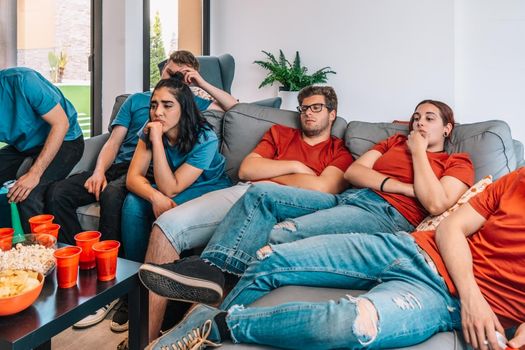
top-left (33, 223), bottom-right (60, 239)
top-left (92, 240), bottom-right (120, 281)
top-left (74, 231), bottom-right (102, 270)
top-left (28, 214), bottom-right (54, 232)
top-left (0, 228), bottom-right (14, 240)
top-left (53, 246), bottom-right (82, 288)
top-left (0, 236), bottom-right (13, 251)
top-left (0, 228), bottom-right (14, 250)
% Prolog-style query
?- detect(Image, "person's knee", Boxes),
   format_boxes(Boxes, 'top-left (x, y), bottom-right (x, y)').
top-left (122, 193), bottom-right (147, 215)
top-left (100, 182), bottom-right (127, 206)
top-left (245, 182), bottom-right (277, 199)
top-left (256, 245), bottom-right (273, 260)
top-left (45, 181), bottom-right (68, 206)
top-left (352, 297), bottom-right (379, 345)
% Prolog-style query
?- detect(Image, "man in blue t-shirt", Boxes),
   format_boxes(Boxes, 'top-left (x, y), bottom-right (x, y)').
top-left (45, 50), bottom-right (237, 331)
top-left (0, 67), bottom-right (84, 231)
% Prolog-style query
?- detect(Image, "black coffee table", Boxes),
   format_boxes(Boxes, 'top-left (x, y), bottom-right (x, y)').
top-left (0, 257), bottom-right (148, 350)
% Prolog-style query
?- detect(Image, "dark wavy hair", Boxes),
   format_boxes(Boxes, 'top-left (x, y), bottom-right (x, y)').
top-left (150, 73), bottom-right (212, 154)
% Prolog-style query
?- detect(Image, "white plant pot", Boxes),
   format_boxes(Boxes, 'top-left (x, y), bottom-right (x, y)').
top-left (278, 90), bottom-right (299, 111)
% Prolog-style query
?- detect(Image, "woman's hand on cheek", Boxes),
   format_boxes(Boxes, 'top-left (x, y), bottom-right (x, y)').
top-left (147, 121), bottom-right (164, 142)
top-left (407, 130), bottom-right (428, 155)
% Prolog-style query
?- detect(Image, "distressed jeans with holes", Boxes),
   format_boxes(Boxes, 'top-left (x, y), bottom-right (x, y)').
top-left (201, 183), bottom-right (413, 275)
top-left (221, 232), bottom-right (461, 349)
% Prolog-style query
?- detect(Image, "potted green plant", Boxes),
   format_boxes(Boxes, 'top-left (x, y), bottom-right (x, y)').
top-left (254, 50), bottom-right (336, 110)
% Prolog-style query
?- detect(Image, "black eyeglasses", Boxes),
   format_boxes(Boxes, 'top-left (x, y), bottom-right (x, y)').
top-left (296, 103), bottom-right (330, 114)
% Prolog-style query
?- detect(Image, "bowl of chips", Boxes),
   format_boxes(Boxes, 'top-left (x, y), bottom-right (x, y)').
top-left (0, 269), bottom-right (45, 316)
top-left (0, 234), bottom-right (57, 275)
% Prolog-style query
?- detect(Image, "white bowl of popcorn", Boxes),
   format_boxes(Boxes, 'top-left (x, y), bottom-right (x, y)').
top-left (0, 234), bottom-right (57, 276)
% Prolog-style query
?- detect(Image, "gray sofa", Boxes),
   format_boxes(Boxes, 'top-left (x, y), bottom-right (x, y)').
top-left (73, 101), bottom-right (523, 349)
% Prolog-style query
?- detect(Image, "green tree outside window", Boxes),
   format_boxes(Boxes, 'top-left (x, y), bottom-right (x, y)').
top-left (150, 11), bottom-right (166, 89)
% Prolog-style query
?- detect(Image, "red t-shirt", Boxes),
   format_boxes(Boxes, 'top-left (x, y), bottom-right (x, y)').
top-left (251, 125), bottom-right (353, 177)
top-left (413, 168), bottom-right (525, 328)
top-left (372, 134), bottom-right (474, 226)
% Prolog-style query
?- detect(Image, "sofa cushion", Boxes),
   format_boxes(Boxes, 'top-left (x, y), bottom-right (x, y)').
top-left (76, 203), bottom-right (100, 232)
top-left (221, 103), bottom-right (348, 182)
top-left (218, 286), bottom-right (466, 350)
top-left (345, 120), bottom-right (518, 182)
top-left (202, 109), bottom-right (226, 145)
top-left (447, 120), bottom-right (517, 181)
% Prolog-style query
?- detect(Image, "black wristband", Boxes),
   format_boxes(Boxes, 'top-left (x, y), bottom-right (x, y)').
top-left (380, 177), bottom-right (391, 192)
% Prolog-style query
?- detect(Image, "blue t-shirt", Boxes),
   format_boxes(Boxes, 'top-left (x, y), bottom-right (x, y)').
top-left (138, 127), bottom-right (231, 202)
top-left (111, 92), bottom-right (150, 164)
top-left (112, 91), bottom-right (212, 163)
top-left (0, 67), bottom-right (82, 151)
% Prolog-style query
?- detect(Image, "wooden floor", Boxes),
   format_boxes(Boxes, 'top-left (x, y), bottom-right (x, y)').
top-left (52, 306), bottom-right (127, 350)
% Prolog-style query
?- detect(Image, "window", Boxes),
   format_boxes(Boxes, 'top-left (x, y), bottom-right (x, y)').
top-left (143, 0), bottom-right (210, 90)
top-left (16, 0), bottom-right (96, 138)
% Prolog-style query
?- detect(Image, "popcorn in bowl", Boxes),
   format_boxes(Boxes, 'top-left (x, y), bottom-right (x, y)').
top-left (0, 234), bottom-right (57, 275)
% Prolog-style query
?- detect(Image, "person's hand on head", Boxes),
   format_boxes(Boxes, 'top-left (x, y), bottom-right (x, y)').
top-left (179, 67), bottom-right (205, 87)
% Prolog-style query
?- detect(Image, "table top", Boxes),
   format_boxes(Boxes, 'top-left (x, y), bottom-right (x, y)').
top-left (0, 256), bottom-right (141, 348)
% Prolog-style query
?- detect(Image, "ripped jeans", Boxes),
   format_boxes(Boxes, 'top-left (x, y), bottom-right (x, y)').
top-left (221, 232), bottom-right (461, 349)
top-left (202, 183), bottom-right (413, 275)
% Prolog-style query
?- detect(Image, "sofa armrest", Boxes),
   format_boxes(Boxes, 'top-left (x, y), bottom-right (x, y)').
top-left (68, 133), bottom-right (110, 176)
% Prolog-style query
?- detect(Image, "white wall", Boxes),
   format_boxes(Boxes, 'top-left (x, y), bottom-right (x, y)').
top-left (101, 0), bottom-right (143, 129)
top-left (210, 0), bottom-right (525, 144)
top-left (454, 0), bottom-right (525, 144)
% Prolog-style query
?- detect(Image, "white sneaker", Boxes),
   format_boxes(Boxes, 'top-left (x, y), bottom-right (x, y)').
top-left (73, 299), bottom-right (119, 328)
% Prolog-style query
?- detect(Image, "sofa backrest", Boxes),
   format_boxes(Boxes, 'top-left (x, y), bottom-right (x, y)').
top-left (221, 103), bottom-right (348, 183)
top-left (345, 120), bottom-right (521, 182)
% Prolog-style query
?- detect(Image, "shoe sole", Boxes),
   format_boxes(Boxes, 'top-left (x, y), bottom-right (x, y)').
top-left (73, 299), bottom-right (119, 328)
top-left (110, 320), bottom-right (129, 333)
top-left (138, 264), bottom-right (223, 304)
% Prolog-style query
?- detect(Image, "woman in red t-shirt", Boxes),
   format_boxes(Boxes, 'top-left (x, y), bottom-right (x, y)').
top-left (269, 100), bottom-right (475, 245)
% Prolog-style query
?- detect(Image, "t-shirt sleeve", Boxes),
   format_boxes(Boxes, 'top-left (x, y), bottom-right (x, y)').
top-left (22, 71), bottom-right (61, 116)
top-left (193, 95), bottom-right (213, 111)
top-left (469, 170), bottom-right (518, 219)
top-left (328, 140), bottom-right (353, 172)
top-left (251, 127), bottom-right (278, 159)
top-left (137, 122), bottom-right (150, 146)
top-left (443, 153), bottom-right (475, 187)
top-left (111, 95), bottom-right (134, 129)
top-left (185, 130), bottom-right (219, 169)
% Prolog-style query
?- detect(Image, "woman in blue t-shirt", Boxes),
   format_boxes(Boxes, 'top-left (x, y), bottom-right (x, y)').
top-left (121, 74), bottom-right (231, 262)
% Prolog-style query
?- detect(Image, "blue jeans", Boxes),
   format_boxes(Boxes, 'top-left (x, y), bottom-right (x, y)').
top-left (154, 183), bottom-right (251, 254)
top-left (221, 233), bottom-right (461, 349)
top-left (201, 184), bottom-right (414, 275)
top-left (121, 181), bottom-right (230, 262)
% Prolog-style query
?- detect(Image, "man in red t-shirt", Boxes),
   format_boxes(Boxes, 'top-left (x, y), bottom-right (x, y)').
top-left (140, 168), bottom-right (524, 350)
top-left (140, 85), bottom-right (353, 340)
